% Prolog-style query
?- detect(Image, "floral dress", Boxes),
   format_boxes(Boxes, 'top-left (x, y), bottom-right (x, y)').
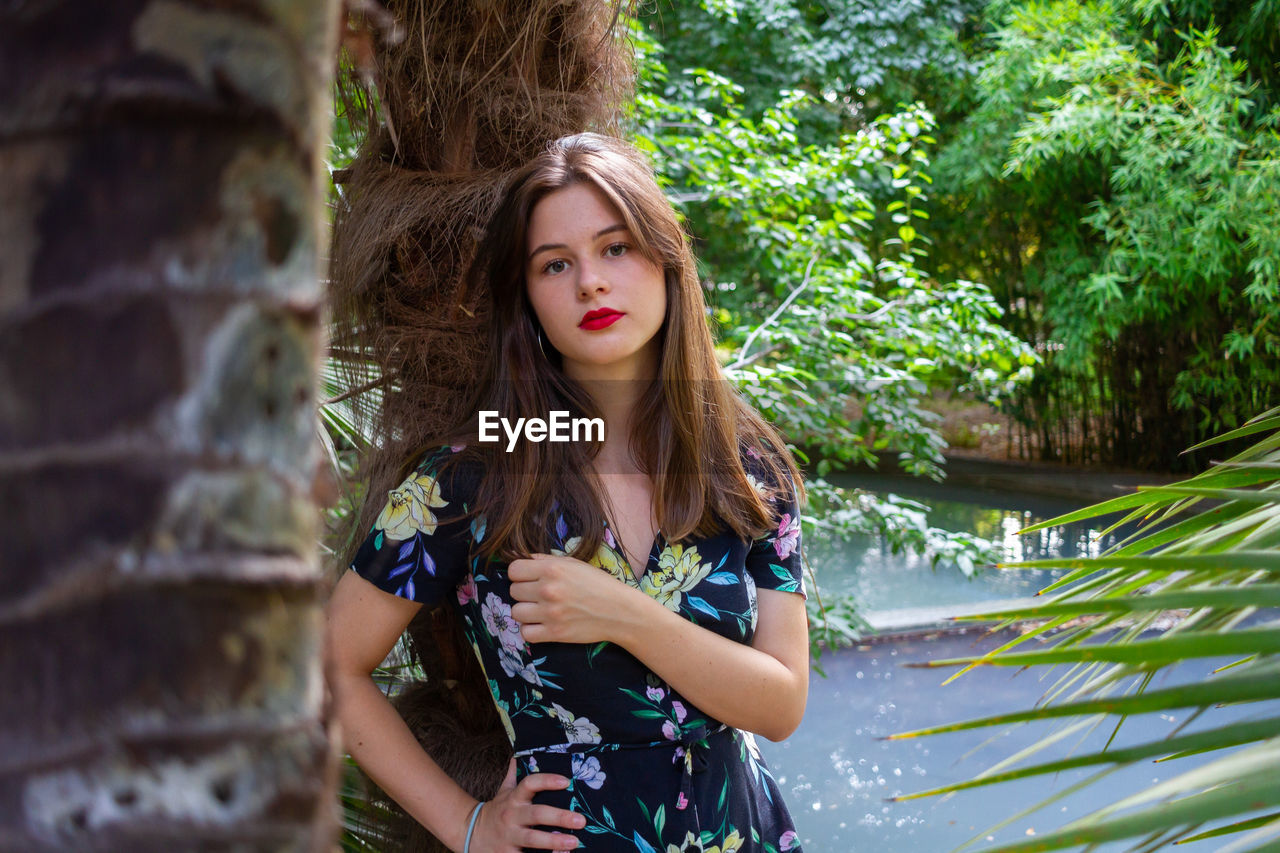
top-left (349, 444), bottom-right (807, 853)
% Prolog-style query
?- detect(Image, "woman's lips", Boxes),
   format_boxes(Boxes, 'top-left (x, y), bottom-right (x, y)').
top-left (579, 310), bottom-right (623, 330)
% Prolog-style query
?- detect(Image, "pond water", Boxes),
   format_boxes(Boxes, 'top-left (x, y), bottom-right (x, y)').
top-left (807, 469), bottom-right (1132, 616)
top-left (755, 466), bottom-right (1279, 851)
top-left (757, 630), bottom-right (1278, 852)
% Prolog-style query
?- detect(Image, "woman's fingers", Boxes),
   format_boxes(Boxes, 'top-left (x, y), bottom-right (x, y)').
top-left (481, 772), bottom-right (581, 851)
top-left (520, 828), bottom-right (582, 850)
top-left (501, 756), bottom-right (518, 790)
top-left (513, 772), bottom-right (571, 801)
top-left (530, 803), bottom-right (587, 831)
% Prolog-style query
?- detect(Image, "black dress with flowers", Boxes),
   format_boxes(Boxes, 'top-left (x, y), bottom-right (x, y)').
top-left (349, 444), bottom-right (806, 853)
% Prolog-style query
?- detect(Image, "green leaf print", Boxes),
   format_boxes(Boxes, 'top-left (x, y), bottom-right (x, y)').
top-left (587, 641), bottom-right (609, 666)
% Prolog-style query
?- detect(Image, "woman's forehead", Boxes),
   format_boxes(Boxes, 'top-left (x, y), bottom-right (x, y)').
top-left (528, 183), bottom-right (626, 239)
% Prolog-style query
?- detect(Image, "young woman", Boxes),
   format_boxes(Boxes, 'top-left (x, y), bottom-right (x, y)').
top-left (326, 133), bottom-right (809, 853)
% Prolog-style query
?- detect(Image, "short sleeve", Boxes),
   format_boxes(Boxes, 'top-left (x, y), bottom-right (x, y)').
top-left (348, 446), bottom-right (475, 605)
top-left (743, 460), bottom-right (806, 599)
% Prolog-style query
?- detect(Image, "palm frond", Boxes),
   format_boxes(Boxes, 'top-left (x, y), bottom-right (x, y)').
top-left (899, 412), bottom-right (1280, 851)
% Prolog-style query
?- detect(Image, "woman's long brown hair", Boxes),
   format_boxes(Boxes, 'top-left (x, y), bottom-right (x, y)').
top-left (420, 132), bottom-right (804, 563)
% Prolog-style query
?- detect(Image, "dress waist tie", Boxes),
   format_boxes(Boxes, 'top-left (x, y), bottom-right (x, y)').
top-left (514, 723), bottom-right (731, 811)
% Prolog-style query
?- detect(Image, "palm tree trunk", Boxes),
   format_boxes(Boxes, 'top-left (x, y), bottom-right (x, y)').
top-left (0, 2), bottom-right (342, 849)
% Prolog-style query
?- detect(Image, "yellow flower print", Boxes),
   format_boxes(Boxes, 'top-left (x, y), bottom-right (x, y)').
top-left (557, 536), bottom-right (635, 586)
top-left (374, 471), bottom-right (449, 540)
top-left (665, 830), bottom-right (742, 853)
top-left (667, 831), bottom-right (703, 853)
top-left (640, 543), bottom-right (714, 611)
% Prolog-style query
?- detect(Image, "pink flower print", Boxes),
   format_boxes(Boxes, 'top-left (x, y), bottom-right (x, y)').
top-left (746, 445), bottom-right (761, 459)
top-left (450, 443), bottom-right (466, 452)
top-left (676, 791), bottom-right (689, 810)
top-left (671, 700), bottom-right (687, 724)
top-left (456, 574), bottom-right (477, 605)
top-left (603, 525), bottom-right (617, 550)
top-left (780, 830), bottom-right (799, 850)
top-left (774, 512), bottom-right (800, 559)
top-left (645, 685), bottom-right (665, 702)
top-left (662, 720), bottom-right (677, 741)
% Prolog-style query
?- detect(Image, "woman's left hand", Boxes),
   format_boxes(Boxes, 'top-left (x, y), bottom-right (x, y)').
top-left (508, 554), bottom-right (637, 645)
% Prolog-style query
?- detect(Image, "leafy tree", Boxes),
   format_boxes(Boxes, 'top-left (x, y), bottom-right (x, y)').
top-left (932, 0), bottom-right (1280, 469)
top-left (642, 0), bottom-right (983, 131)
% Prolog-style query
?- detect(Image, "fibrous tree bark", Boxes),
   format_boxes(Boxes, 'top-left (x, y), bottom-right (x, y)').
top-left (0, 1), bottom-right (343, 850)
top-left (329, 2), bottom-right (631, 849)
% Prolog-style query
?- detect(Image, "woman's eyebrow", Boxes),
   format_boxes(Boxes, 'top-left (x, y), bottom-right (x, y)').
top-left (528, 223), bottom-right (629, 262)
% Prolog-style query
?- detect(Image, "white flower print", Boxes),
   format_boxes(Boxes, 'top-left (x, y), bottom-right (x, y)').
top-left (498, 645), bottom-right (542, 685)
top-left (548, 702), bottom-right (601, 745)
top-left (481, 592), bottom-right (524, 653)
top-left (744, 571), bottom-right (759, 633)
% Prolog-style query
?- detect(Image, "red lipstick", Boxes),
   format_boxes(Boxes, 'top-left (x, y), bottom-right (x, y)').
top-left (579, 307), bottom-right (623, 330)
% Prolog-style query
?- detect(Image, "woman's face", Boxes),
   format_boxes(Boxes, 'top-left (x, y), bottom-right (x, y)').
top-left (524, 182), bottom-right (667, 383)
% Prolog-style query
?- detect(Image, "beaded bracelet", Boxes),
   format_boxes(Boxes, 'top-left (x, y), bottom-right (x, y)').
top-left (463, 801), bottom-right (484, 853)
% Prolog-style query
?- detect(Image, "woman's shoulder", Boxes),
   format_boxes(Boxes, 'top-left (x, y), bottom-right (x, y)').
top-left (737, 436), bottom-right (797, 501)
top-left (407, 443), bottom-right (487, 505)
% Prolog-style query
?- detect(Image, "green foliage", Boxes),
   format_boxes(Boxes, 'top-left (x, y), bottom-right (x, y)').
top-left (894, 406), bottom-right (1280, 850)
top-left (626, 17), bottom-right (1036, 652)
top-left (628, 32), bottom-right (1036, 482)
top-left (933, 0), bottom-right (1280, 467)
top-left (642, 0), bottom-right (983, 128)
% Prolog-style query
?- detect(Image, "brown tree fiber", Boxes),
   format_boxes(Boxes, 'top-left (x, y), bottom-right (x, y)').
top-left (328, 2), bottom-right (632, 849)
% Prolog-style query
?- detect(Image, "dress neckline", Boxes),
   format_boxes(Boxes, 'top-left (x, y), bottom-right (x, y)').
top-left (603, 516), bottom-right (662, 585)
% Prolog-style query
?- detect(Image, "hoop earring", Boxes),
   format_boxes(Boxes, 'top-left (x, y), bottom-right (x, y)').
top-left (536, 328), bottom-right (551, 360)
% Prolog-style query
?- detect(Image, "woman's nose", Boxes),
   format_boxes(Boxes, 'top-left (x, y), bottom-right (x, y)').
top-left (577, 261), bottom-right (610, 297)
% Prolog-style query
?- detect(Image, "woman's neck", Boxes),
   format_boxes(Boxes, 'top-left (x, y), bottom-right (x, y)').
top-left (565, 350), bottom-right (659, 475)
top-left (577, 378), bottom-right (647, 475)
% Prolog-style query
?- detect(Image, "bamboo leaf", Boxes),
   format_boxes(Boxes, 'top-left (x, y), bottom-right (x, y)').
top-left (1174, 811), bottom-right (1280, 844)
top-left (1183, 416), bottom-right (1280, 451)
top-left (891, 716), bottom-right (1280, 801)
top-left (974, 770), bottom-right (1280, 852)
top-left (886, 666), bottom-right (1280, 739)
top-left (954, 585), bottom-right (1280, 622)
top-left (996, 551), bottom-right (1280, 572)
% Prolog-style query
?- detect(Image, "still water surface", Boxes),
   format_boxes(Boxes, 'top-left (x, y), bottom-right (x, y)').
top-left (757, 468), bottom-right (1277, 851)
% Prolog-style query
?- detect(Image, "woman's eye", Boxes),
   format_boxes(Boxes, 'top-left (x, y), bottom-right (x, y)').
top-left (606, 243), bottom-right (629, 257)
top-left (542, 259), bottom-right (567, 275)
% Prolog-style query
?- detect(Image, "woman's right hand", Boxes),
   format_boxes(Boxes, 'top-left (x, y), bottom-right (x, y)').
top-left (466, 758), bottom-right (585, 851)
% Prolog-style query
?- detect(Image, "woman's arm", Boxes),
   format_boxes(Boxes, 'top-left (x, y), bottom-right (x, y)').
top-left (325, 569), bottom-right (585, 852)
top-left (509, 559), bottom-right (809, 741)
